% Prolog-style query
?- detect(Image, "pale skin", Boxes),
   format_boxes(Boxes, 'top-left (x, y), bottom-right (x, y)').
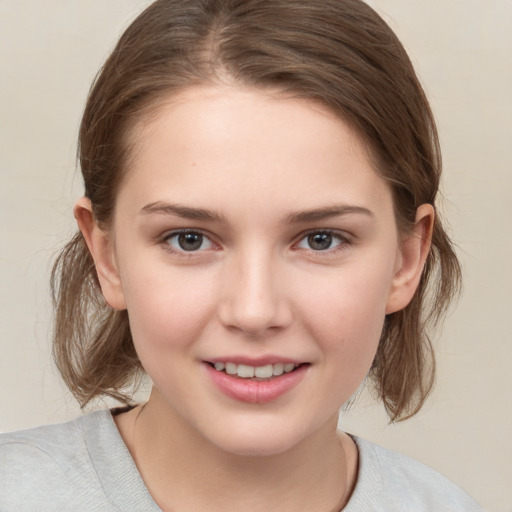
top-left (75, 85), bottom-right (434, 511)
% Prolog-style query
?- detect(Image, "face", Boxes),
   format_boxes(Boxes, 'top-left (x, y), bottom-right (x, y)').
top-left (96, 85), bottom-right (413, 456)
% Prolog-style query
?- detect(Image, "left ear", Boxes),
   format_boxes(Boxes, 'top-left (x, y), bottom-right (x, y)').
top-left (385, 204), bottom-right (435, 314)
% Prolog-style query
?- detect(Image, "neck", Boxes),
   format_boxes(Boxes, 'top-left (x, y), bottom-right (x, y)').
top-left (116, 390), bottom-right (357, 512)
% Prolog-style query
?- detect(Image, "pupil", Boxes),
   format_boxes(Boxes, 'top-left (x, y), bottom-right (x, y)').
top-left (178, 232), bottom-right (202, 251)
top-left (309, 233), bottom-right (332, 250)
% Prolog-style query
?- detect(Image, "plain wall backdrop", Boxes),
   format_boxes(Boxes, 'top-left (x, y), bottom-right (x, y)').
top-left (0, 1), bottom-right (510, 510)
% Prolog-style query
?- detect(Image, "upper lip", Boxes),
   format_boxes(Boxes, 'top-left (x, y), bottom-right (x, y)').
top-left (204, 356), bottom-right (307, 366)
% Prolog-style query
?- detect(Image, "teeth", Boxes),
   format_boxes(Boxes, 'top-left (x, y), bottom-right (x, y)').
top-left (225, 362), bottom-right (237, 375)
top-left (237, 364), bottom-right (255, 378)
top-left (254, 364), bottom-right (273, 378)
top-left (212, 362), bottom-right (299, 379)
top-left (273, 363), bottom-right (284, 376)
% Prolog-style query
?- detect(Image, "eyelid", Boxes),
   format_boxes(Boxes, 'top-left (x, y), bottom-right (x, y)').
top-left (157, 227), bottom-right (352, 256)
top-left (293, 229), bottom-right (352, 252)
top-left (160, 228), bottom-right (219, 254)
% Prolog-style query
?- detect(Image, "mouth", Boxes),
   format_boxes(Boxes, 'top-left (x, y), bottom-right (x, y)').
top-left (204, 360), bottom-right (310, 403)
top-left (206, 361), bottom-right (306, 381)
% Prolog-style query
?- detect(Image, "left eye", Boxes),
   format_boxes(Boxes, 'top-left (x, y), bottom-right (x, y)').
top-left (296, 231), bottom-right (345, 251)
top-left (165, 231), bottom-right (214, 252)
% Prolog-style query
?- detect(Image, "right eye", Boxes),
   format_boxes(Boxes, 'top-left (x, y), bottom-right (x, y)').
top-left (164, 231), bottom-right (214, 252)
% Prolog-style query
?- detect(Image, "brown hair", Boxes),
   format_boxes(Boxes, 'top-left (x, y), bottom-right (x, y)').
top-left (52, 0), bottom-right (461, 421)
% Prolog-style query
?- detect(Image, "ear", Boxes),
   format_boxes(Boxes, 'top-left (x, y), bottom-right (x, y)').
top-left (74, 197), bottom-right (127, 310)
top-left (385, 204), bottom-right (434, 314)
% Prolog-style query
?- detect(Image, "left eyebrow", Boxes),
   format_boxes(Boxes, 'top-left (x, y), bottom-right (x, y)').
top-left (286, 204), bottom-right (374, 223)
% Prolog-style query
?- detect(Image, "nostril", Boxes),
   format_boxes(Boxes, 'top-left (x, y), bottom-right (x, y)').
top-left (218, 301), bottom-right (293, 335)
top-left (216, 266), bottom-right (294, 334)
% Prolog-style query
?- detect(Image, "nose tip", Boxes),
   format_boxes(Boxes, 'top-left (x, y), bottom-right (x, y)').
top-left (217, 257), bottom-right (292, 336)
top-left (220, 300), bottom-right (292, 336)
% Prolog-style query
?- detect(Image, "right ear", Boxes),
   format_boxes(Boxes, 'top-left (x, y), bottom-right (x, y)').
top-left (74, 197), bottom-right (127, 310)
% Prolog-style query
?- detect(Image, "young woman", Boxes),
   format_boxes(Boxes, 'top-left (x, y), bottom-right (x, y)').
top-left (0, 1), bottom-right (484, 510)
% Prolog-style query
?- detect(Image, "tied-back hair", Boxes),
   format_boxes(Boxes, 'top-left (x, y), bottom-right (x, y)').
top-left (52, 0), bottom-right (461, 421)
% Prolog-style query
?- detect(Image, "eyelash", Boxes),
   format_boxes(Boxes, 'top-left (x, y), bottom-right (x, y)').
top-left (159, 229), bottom-right (351, 256)
top-left (293, 229), bottom-right (350, 254)
top-left (161, 229), bottom-right (216, 255)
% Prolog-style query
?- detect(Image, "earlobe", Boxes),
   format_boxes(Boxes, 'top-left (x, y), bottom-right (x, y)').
top-left (385, 204), bottom-right (434, 314)
top-left (74, 197), bottom-right (127, 310)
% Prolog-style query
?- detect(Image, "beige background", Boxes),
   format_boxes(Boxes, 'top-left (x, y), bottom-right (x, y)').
top-left (0, 1), bottom-right (510, 510)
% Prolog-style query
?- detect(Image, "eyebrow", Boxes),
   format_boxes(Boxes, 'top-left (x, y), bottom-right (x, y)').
top-left (140, 201), bottom-right (374, 223)
top-left (140, 202), bottom-right (225, 222)
top-left (285, 205), bottom-right (374, 223)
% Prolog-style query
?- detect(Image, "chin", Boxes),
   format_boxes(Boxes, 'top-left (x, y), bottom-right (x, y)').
top-left (200, 414), bottom-right (320, 458)
top-left (215, 432), bottom-right (302, 458)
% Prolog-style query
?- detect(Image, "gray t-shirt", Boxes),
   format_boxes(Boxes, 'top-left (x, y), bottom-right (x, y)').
top-left (0, 410), bottom-right (483, 511)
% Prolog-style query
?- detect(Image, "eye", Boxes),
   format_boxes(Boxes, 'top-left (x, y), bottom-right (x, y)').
top-left (296, 231), bottom-right (347, 251)
top-left (165, 231), bottom-right (214, 252)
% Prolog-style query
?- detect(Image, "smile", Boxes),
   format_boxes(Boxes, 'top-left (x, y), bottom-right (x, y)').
top-left (205, 361), bottom-right (309, 404)
top-left (210, 362), bottom-right (300, 380)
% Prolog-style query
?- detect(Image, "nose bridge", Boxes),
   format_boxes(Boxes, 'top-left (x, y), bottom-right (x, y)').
top-left (219, 244), bottom-right (291, 335)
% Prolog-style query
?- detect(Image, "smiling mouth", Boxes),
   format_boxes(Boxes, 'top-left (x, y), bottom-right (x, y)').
top-left (206, 362), bottom-right (306, 380)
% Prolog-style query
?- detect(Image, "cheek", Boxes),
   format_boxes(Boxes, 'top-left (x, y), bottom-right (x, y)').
top-left (121, 262), bottom-right (218, 357)
top-left (296, 262), bottom-right (393, 371)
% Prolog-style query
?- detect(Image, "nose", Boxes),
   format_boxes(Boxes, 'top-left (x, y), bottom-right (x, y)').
top-left (217, 250), bottom-right (293, 336)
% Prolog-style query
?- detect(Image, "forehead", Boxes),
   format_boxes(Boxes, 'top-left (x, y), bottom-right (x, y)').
top-left (117, 85), bottom-right (392, 219)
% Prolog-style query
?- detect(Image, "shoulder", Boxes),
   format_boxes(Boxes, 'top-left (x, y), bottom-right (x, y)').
top-left (0, 410), bottom-right (120, 511)
top-left (0, 409), bottom-right (110, 465)
top-left (0, 410), bottom-right (97, 473)
top-left (344, 436), bottom-right (485, 512)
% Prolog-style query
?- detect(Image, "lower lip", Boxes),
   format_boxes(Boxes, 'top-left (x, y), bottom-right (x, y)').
top-left (205, 363), bottom-right (309, 404)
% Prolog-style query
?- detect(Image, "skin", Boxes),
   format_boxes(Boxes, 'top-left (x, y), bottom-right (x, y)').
top-left (76, 85), bottom-right (433, 511)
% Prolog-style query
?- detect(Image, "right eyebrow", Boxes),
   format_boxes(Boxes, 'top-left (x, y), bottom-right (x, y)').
top-left (139, 201), bottom-right (225, 222)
